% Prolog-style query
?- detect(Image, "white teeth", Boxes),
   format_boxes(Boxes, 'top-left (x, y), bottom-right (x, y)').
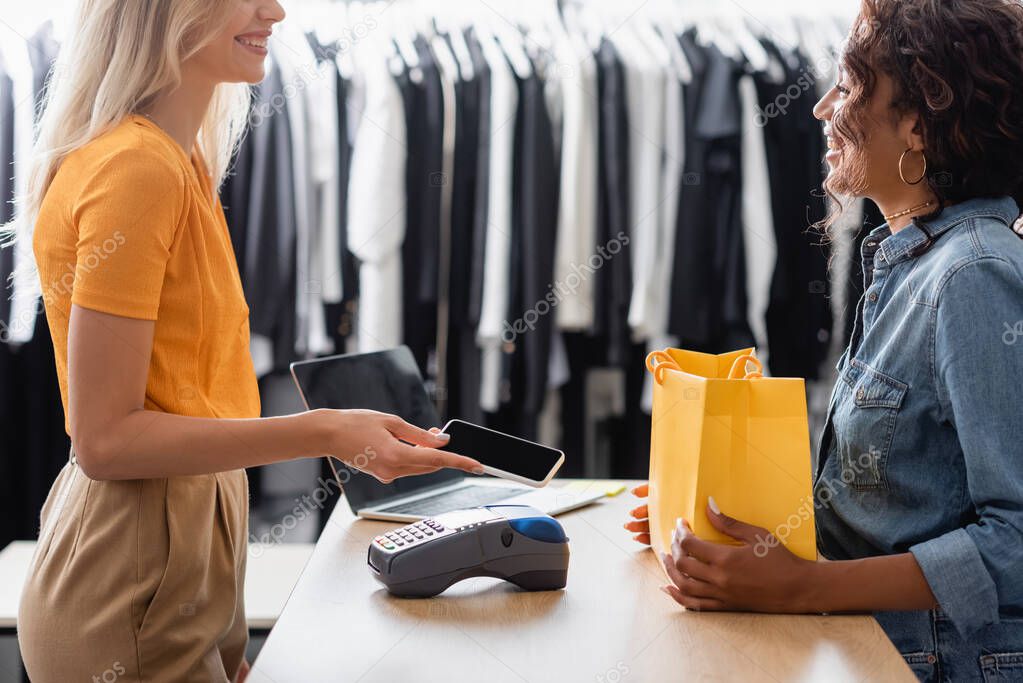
top-left (236, 37), bottom-right (267, 49)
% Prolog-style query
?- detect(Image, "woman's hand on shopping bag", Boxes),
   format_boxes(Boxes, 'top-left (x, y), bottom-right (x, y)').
top-left (316, 409), bottom-right (485, 484)
top-left (658, 498), bottom-right (813, 613)
top-left (623, 483), bottom-right (651, 545)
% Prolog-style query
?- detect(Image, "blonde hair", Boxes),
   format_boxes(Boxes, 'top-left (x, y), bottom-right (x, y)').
top-left (3, 0), bottom-right (251, 249)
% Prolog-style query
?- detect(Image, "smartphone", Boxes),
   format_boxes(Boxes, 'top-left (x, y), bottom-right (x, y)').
top-left (439, 419), bottom-right (565, 487)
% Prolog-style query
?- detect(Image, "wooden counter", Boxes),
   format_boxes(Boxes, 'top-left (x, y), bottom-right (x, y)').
top-left (249, 480), bottom-right (912, 682)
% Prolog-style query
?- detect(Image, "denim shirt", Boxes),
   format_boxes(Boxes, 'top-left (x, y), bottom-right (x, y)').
top-left (813, 196), bottom-right (1023, 671)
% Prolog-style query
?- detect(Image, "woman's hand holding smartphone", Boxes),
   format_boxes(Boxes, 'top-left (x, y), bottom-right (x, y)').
top-left (438, 419), bottom-right (565, 487)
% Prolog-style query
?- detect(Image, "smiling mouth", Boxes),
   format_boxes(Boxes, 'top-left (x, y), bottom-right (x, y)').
top-left (824, 129), bottom-right (844, 154)
top-left (235, 36), bottom-right (268, 50)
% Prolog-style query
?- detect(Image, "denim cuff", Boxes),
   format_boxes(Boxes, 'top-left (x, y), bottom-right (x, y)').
top-left (910, 528), bottom-right (999, 638)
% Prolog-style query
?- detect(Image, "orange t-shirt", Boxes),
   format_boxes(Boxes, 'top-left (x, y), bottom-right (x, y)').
top-left (34, 114), bottom-right (260, 433)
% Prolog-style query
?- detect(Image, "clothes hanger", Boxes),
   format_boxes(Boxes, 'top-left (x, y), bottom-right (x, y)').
top-left (757, 0), bottom-right (801, 53)
top-left (632, 10), bottom-right (672, 71)
top-left (522, 0), bottom-right (554, 55)
top-left (687, 1), bottom-right (722, 51)
top-left (654, 17), bottom-right (692, 84)
top-left (428, 1), bottom-right (461, 80)
top-left (437, 5), bottom-right (475, 81)
top-left (334, 2), bottom-right (358, 80)
top-left (729, 10), bottom-right (771, 71)
top-left (571, 1), bottom-right (602, 52)
top-left (489, 0), bottom-right (532, 79)
top-left (390, 2), bottom-right (420, 71)
top-left (704, 7), bottom-right (744, 61)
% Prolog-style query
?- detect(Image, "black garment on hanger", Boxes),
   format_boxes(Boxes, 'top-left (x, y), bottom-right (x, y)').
top-left (335, 72), bottom-right (357, 314)
top-left (697, 43), bottom-right (753, 351)
top-left (669, 33), bottom-right (755, 352)
top-left (506, 50), bottom-right (559, 419)
top-left (494, 42), bottom-right (527, 419)
top-left (394, 37), bottom-right (444, 376)
top-left (485, 42), bottom-right (562, 439)
top-left (592, 37), bottom-right (633, 368)
top-left (443, 30), bottom-right (484, 424)
top-left (222, 123), bottom-right (253, 268)
top-left (754, 40), bottom-right (831, 378)
top-left (465, 27), bottom-right (491, 340)
top-left (242, 61), bottom-right (299, 371)
top-left (667, 31), bottom-right (714, 349)
top-left (461, 29), bottom-right (492, 426)
top-left (305, 34), bottom-right (358, 349)
top-left (0, 315), bottom-right (70, 549)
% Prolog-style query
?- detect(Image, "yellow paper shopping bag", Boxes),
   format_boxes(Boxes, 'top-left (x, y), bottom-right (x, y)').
top-left (646, 348), bottom-right (817, 562)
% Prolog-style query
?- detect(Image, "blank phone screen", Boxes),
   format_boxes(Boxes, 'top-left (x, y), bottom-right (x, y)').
top-left (441, 420), bottom-right (563, 482)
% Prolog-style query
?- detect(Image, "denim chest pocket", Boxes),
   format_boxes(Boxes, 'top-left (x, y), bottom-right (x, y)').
top-left (833, 359), bottom-right (909, 490)
top-left (981, 652), bottom-right (1023, 682)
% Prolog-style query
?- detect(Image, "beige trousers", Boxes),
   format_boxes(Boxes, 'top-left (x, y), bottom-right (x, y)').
top-left (18, 451), bottom-right (249, 682)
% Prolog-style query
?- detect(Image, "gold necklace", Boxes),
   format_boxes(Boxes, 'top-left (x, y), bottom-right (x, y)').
top-left (884, 200), bottom-right (935, 222)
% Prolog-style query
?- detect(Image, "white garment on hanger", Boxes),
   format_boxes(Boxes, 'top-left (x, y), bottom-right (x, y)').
top-left (547, 328), bottom-right (570, 389)
top-left (739, 73), bottom-right (776, 365)
top-left (1, 27), bottom-right (40, 344)
top-left (640, 22), bottom-right (685, 343)
top-left (476, 25), bottom-right (520, 413)
top-left (346, 35), bottom-right (407, 352)
top-left (273, 23), bottom-right (332, 357)
top-left (638, 27), bottom-right (687, 414)
top-left (612, 24), bottom-right (666, 343)
top-left (551, 26), bottom-right (598, 332)
top-left (313, 52), bottom-right (343, 308)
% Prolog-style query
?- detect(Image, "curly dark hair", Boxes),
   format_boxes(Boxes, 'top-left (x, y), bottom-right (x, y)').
top-left (827, 0), bottom-right (1023, 222)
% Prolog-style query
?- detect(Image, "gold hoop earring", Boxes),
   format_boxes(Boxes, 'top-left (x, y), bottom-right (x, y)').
top-left (899, 148), bottom-right (927, 185)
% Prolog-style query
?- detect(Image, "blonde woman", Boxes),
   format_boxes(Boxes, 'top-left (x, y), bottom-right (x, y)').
top-left (13, 1), bottom-right (483, 680)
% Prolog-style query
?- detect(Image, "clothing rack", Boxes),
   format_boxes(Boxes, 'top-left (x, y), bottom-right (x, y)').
top-left (218, 1), bottom-right (864, 495)
top-left (0, 3), bottom-right (871, 546)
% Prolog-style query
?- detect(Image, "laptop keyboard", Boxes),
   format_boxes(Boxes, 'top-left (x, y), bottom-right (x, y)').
top-left (378, 485), bottom-right (525, 516)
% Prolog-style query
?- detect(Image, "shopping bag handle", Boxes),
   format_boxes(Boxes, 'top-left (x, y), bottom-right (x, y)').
top-left (727, 354), bottom-right (764, 380)
top-left (645, 350), bottom-right (681, 385)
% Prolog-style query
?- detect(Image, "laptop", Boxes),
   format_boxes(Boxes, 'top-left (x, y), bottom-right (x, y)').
top-left (290, 346), bottom-right (606, 522)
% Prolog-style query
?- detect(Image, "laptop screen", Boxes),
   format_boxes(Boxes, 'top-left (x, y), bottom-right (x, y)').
top-left (290, 346), bottom-right (462, 511)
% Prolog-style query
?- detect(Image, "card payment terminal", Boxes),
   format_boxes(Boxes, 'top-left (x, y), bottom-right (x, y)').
top-left (368, 505), bottom-right (570, 597)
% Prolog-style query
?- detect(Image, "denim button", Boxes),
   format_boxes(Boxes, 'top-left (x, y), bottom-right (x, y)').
top-left (856, 388), bottom-right (865, 401)
top-left (868, 291), bottom-right (878, 302)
